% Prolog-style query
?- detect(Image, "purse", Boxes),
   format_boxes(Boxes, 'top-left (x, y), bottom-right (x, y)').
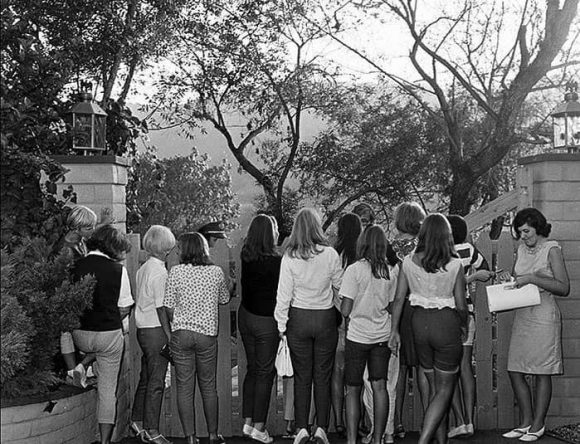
top-left (275, 336), bottom-right (293, 377)
top-left (485, 283), bottom-right (541, 312)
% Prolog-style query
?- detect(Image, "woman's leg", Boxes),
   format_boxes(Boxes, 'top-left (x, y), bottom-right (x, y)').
top-left (140, 327), bottom-right (169, 433)
top-left (345, 385), bottom-right (362, 444)
top-left (460, 345), bottom-right (475, 427)
top-left (131, 329), bottom-right (148, 426)
top-left (531, 375), bottom-right (552, 432)
top-left (508, 371), bottom-right (533, 428)
top-left (370, 379), bottom-right (388, 444)
top-left (418, 367), bottom-right (457, 444)
top-left (171, 330), bottom-right (197, 438)
top-left (385, 353), bottom-right (399, 437)
top-left (239, 307), bottom-right (257, 428)
top-left (331, 326), bottom-right (346, 433)
top-left (394, 363), bottom-right (408, 431)
top-left (195, 332), bottom-right (219, 439)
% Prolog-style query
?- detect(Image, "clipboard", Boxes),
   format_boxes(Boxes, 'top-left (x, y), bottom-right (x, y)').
top-left (485, 283), bottom-right (541, 312)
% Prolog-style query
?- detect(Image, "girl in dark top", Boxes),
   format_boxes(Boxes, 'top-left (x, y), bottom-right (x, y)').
top-left (331, 213), bottom-right (363, 438)
top-left (239, 214), bottom-right (282, 443)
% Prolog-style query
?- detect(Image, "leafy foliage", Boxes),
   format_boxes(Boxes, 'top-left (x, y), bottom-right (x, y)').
top-left (126, 149), bottom-right (240, 237)
top-left (0, 240), bottom-right (95, 399)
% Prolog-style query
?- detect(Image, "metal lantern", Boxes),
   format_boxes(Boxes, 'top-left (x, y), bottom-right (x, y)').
top-left (69, 91), bottom-right (107, 152)
top-left (551, 80), bottom-right (580, 152)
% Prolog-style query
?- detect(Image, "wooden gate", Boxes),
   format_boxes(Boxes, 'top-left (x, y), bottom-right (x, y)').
top-left (125, 230), bottom-right (518, 437)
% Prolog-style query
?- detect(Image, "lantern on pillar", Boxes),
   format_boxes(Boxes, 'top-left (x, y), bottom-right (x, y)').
top-left (551, 80), bottom-right (580, 153)
top-left (69, 85), bottom-right (107, 153)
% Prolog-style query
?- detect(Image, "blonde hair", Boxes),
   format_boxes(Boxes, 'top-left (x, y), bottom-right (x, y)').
top-left (143, 225), bottom-right (176, 257)
top-left (394, 202), bottom-right (426, 236)
top-left (67, 205), bottom-right (97, 231)
top-left (285, 208), bottom-right (329, 260)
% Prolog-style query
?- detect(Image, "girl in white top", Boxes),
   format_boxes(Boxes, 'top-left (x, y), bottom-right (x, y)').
top-left (274, 208), bottom-right (343, 444)
top-left (131, 225), bottom-right (176, 444)
top-left (340, 225), bottom-right (399, 444)
top-left (389, 214), bottom-right (467, 444)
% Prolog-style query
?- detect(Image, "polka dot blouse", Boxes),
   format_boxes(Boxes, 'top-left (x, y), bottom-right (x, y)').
top-left (164, 264), bottom-right (230, 336)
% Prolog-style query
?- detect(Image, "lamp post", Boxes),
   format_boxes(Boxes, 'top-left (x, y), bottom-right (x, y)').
top-left (69, 84), bottom-right (107, 154)
top-left (551, 80), bottom-right (580, 153)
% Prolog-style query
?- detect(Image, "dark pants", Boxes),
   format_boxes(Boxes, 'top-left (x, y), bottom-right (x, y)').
top-left (239, 305), bottom-right (280, 423)
top-left (171, 329), bottom-right (219, 437)
top-left (132, 327), bottom-right (169, 429)
top-left (287, 307), bottom-right (338, 429)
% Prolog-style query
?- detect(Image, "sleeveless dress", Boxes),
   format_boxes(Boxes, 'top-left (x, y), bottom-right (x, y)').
top-left (507, 240), bottom-right (563, 375)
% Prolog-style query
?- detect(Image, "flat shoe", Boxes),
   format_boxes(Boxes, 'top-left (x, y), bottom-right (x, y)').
top-left (519, 426), bottom-right (545, 442)
top-left (147, 434), bottom-right (172, 444)
top-left (130, 422), bottom-right (151, 443)
top-left (448, 424), bottom-right (469, 438)
top-left (503, 426), bottom-right (531, 439)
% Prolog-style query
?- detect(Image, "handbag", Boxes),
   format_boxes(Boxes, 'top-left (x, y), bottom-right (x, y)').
top-left (275, 336), bottom-right (293, 377)
top-left (485, 283), bottom-right (541, 312)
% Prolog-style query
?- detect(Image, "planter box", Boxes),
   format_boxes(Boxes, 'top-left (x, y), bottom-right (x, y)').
top-left (1, 388), bottom-right (97, 444)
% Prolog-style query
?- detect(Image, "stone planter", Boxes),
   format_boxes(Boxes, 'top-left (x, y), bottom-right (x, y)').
top-left (0, 388), bottom-right (97, 444)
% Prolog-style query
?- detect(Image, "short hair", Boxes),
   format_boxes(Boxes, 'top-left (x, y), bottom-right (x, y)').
top-left (512, 208), bottom-right (552, 239)
top-left (179, 232), bottom-right (213, 266)
top-left (394, 202), bottom-right (426, 236)
top-left (352, 203), bottom-right (375, 226)
top-left (67, 205), bottom-right (97, 231)
top-left (241, 214), bottom-right (279, 262)
top-left (415, 213), bottom-right (456, 273)
top-left (285, 208), bottom-right (329, 260)
top-left (86, 225), bottom-right (132, 261)
top-left (143, 225), bottom-right (176, 257)
top-left (447, 215), bottom-right (468, 244)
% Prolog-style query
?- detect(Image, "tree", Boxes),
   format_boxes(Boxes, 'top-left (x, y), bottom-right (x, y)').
top-left (126, 149), bottom-right (240, 237)
top-left (295, 86), bottom-right (449, 229)
top-left (321, 0), bottom-right (579, 214)
top-left (144, 0), bottom-right (342, 236)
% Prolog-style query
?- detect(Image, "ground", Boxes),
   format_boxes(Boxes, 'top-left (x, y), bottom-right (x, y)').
top-left (116, 430), bottom-right (570, 444)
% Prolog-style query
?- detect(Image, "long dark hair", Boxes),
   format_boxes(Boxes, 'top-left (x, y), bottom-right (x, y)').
top-left (179, 232), bottom-right (213, 266)
top-left (335, 213), bottom-right (362, 268)
top-left (241, 214), bottom-right (279, 262)
top-left (415, 213), bottom-right (457, 273)
top-left (357, 225), bottom-right (391, 279)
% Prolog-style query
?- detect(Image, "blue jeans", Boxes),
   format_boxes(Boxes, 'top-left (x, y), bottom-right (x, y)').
top-left (238, 305), bottom-right (279, 423)
top-left (132, 327), bottom-right (169, 429)
top-left (170, 329), bottom-right (219, 437)
top-left (287, 307), bottom-right (338, 429)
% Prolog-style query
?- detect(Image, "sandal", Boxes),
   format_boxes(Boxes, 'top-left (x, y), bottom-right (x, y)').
top-left (394, 424), bottom-right (406, 439)
top-left (147, 433), bottom-right (172, 444)
top-left (130, 422), bottom-right (151, 443)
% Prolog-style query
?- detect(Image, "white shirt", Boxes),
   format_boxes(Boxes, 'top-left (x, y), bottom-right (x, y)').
top-left (135, 256), bottom-right (167, 328)
top-left (340, 260), bottom-right (399, 343)
top-left (274, 246), bottom-right (343, 333)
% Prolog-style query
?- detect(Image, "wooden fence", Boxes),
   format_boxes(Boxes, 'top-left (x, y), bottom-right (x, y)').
top-left (124, 230), bottom-right (518, 438)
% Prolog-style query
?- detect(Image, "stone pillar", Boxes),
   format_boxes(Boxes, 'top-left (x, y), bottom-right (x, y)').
top-left (52, 155), bottom-right (129, 231)
top-left (517, 153), bottom-right (580, 426)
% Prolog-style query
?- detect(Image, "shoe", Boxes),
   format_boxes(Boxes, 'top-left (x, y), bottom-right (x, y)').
top-left (293, 428), bottom-right (310, 444)
top-left (383, 433), bottom-right (394, 444)
top-left (147, 433), bottom-right (172, 444)
top-left (519, 427), bottom-right (545, 442)
top-left (282, 429), bottom-right (297, 439)
top-left (313, 427), bottom-right (329, 444)
top-left (186, 436), bottom-right (199, 444)
top-left (243, 424), bottom-right (255, 438)
top-left (209, 435), bottom-right (226, 444)
top-left (465, 423), bottom-right (474, 436)
top-left (130, 422), bottom-right (151, 443)
top-left (394, 424), bottom-right (406, 439)
top-left (335, 425), bottom-right (346, 439)
top-left (72, 363), bottom-right (87, 388)
top-left (448, 424), bottom-right (469, 438)
top-left (502, 426), bottom-right (531, 439)
top-left (361, 431), bottom-right (373, 444)
top-left (251, 428), bottom-right (274, 444)
top-left (86, 365), bottom-right (95, 378)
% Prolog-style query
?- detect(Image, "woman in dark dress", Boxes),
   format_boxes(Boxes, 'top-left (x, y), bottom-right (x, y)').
top-left (239, 215), bottom-right (282, 443)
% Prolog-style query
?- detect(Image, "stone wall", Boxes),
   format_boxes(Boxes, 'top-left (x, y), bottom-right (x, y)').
top-left (0, 389), bottom-right (98, 444)
top-left (518, 153), bottom-right (580, 427)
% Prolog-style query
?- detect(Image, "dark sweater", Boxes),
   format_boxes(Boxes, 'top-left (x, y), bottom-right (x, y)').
top-left (241, 256), bottom-right (282, 317)
top-left (73, 254), bottom-right (123, 331)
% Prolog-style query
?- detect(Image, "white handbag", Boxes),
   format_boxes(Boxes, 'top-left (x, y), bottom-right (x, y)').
top-left (486, 283), bottom-right (541, 312)
top-left (275, 336), bottom-right (293, 377)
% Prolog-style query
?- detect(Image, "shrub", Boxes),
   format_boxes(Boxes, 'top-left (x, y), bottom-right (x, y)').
top-left (0, 239), bottom-right (95, 399)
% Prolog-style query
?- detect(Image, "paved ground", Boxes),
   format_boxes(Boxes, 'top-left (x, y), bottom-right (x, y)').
top-left (117, 430), bottom-right (567, 444)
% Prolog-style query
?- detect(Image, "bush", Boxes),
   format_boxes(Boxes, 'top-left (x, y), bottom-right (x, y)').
top-left (0, 239), bottom-right (95, 399)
